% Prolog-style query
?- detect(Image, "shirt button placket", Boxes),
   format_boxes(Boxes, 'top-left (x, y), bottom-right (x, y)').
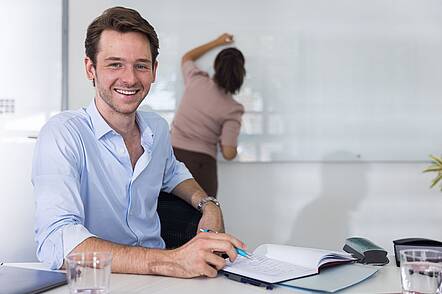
top-left (126, 181), bottom-right (140, 244)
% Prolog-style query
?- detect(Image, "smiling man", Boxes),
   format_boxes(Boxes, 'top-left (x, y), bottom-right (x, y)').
top-left (32, 6), bottom-right (245, 278)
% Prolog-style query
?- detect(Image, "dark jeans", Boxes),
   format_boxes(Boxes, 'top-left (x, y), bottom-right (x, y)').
top-left (173, 147), bottom-right (218, 197)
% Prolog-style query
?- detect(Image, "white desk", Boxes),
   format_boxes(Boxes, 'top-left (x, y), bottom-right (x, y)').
top-left (7, 261), bottom-right (402, 294)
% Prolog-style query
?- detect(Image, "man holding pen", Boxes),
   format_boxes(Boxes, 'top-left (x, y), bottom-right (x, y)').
top-left (32, 6), bottom-right (246, 278)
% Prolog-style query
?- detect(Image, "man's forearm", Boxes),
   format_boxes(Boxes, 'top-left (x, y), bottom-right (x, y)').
top-left (70, 237), bottom-right (177, 275)
top-left (172, 179), bottom-right (225, 233)
top-left (171, 178), bottom-right (208, 209)
top-left (69, 233), bottom-right (244, 278)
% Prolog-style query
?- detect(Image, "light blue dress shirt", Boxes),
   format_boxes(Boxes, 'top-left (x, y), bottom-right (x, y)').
top-left (32, 101), bottom-right (192, 269)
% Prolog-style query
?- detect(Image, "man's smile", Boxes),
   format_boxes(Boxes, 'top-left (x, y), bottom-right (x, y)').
top-left (114, 88), bottom-right (140, 96)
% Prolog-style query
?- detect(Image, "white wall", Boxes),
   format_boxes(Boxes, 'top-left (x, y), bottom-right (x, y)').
top-left (219, 162), bottom-right (442, 253)
top-left (0, 140), bottom-right (37, 262)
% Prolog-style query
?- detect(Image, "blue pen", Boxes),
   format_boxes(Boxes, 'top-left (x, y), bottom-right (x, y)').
top-left (235, 247), bottom-right (253, 259)
top-left (199, 229), bottom-right (252, 259)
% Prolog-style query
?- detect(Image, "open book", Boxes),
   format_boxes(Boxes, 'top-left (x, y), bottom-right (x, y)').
top-left (223, 244), bottom-right (356, 284)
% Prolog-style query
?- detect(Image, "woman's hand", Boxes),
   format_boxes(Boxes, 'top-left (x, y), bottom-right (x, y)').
top-left (215, 33), bottom-right (234, 46)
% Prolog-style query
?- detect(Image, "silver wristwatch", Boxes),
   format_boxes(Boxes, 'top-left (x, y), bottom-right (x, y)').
top-left (197, 196), bottom-right (220, 212)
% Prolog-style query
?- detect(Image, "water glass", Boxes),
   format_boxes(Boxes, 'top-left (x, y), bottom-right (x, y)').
top-left (66, 252), bottom-right (112, 294)
top-left (400, 249), bottom-right (442, 294)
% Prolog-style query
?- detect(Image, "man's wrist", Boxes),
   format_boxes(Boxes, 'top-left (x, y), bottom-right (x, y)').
top-left (197, 196), bottom-right (220, 212)
top-left (202, 201), bottom-right (221, 213)
top-left (144, 248), bottom-right (182, 277)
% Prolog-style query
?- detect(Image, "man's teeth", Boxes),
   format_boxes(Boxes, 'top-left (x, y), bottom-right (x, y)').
top-left (115, 89), bottom-right (137, 95)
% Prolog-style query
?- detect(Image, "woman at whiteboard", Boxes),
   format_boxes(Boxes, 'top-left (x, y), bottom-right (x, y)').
top-left (171, 33), bottom-right (246, 197)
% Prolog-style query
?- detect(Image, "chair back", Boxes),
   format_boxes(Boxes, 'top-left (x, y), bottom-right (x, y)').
top-left (157, 192), bottom-right (201, 249)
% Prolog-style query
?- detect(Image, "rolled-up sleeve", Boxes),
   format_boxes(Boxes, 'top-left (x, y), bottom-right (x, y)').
top-left (32, 120), bottom-right (95, 269)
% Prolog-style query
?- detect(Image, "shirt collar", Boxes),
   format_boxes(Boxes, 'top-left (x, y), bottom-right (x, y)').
top-left (86, 99), bottom-right (114, 140)
top-left (86, 99), bottom-right (154, 146)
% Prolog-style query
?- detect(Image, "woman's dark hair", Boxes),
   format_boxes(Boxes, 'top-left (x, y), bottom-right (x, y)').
top-left (213, 48), bottom-right (246, 94)
top-left (85, 6), bottom-right (159, 67)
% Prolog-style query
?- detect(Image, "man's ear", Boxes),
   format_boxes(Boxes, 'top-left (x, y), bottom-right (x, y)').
top-left (152, 61), bottom-right (158, 83)
top-left (84, 57), bottom-right (96, 84)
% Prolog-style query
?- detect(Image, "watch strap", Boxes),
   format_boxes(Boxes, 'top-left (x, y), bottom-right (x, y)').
top-left (197, 196), bottom-right (220, 212)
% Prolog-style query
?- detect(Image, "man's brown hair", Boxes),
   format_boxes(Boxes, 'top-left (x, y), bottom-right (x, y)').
top-left (85, 6), bottom-right (159, 67)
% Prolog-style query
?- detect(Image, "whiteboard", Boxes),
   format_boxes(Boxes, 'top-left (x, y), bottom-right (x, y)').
top-left (69, 0), bottom-right (442, 162)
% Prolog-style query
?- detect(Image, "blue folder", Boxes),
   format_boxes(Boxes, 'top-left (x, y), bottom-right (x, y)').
top-left (279, 263), bottom-right (378, 293)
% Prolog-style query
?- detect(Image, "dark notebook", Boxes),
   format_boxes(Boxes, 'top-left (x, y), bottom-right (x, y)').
top-left (0, 265), bottom-right (67, 294)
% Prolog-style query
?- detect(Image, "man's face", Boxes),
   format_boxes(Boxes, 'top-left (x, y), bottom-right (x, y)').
top-left (85, 30), bottom-right (157, 115)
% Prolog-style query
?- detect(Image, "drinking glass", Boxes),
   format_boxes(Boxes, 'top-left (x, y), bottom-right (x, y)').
top-left (66, 252), bottom-right (112, 294)
top-left (400, 249), bottom-right (442, 294)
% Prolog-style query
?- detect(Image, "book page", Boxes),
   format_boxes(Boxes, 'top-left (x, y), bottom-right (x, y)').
top-left (254, 244), bottom-right (355, 269)
top-left (223, 255), bottom-right (316, 284)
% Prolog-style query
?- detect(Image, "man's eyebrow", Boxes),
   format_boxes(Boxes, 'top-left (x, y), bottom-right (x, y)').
top-left (104, 57), bottom-right (151, 63)
top-left (136, 58), bottom-right (151, 63)
top-left (104, 57), bottom-right (124, 62)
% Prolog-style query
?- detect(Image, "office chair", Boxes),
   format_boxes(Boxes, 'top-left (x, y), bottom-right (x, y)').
top-left (157, 191), bottom-right (202, 249)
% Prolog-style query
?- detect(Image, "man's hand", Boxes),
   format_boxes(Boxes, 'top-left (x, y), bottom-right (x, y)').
top-left (169, 231), bottom-right (246, 278)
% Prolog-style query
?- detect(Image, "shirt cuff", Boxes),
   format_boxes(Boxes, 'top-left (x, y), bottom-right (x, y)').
top-left (62, 224), bottom-right (96, 258)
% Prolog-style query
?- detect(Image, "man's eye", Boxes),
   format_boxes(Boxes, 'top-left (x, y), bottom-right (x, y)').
top-left (135, 64), bottom-right (149, 71)
top-left (108, 63), bottom-right (122, 68)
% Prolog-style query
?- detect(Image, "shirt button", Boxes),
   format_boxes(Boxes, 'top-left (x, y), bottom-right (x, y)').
top-left (119, 148), bottom-right (126, 154)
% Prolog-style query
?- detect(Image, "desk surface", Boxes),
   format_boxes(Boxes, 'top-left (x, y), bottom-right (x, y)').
top-left (7, 261), bottom-right (402, 294)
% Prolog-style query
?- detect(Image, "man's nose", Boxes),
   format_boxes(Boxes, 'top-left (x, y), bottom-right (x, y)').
top-left (121, 66), bottom-right (137, 85)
